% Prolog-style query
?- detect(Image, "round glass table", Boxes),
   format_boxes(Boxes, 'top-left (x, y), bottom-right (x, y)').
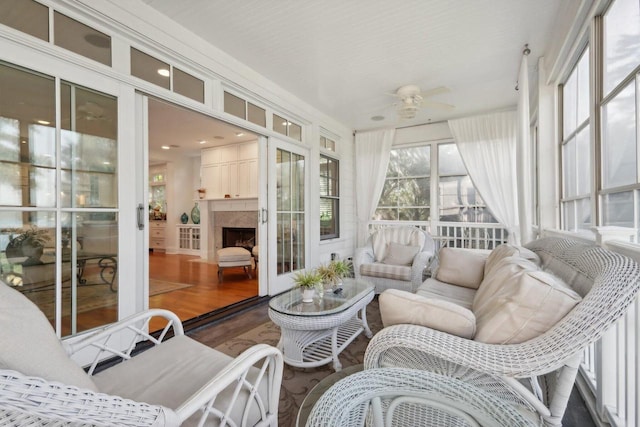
top-left (268, 278), bottom-right (375, 371)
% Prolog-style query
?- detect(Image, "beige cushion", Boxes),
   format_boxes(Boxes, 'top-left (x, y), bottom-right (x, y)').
top-left (380, 289), bottom-right (476, 339)
top-left (360, 262), bottom-right (412, 281)
top-left (474, 269), bottom-right (582, 344)
top-left (0, 281), bottom-right (98, 391)
top-left (93, 335), bottom-right (267, 426)
top-left (382, 242), bottom-right (420, 266)
top-left (416, 278), bottom-right (477, 309)
top-left (484, 244), bottom-right (540, 277)
top-left (217, 246), bottom-right (251, 262)
top-left (371, 227), bottom-right (426, 262)
top-left (435, 248), bottom-right (487, 289)
top-left (473, 256), bottom-right (539, 315)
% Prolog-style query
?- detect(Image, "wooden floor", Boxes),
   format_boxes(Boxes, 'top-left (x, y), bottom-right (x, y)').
top-left (67, 252), bottom-right (258, 334)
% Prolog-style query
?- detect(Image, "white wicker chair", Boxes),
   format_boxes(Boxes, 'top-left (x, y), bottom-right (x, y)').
top-left (305, 367), bottom-right (539, 426)
top-left (0, 281), bottom-right (283, 427)
top-left (354, 226), bottom-right (435, 294)
top-left (364, 237), bottom-right (640, 426)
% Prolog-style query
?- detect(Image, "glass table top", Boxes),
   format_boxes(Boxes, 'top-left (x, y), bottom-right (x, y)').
top-left (269, 278), bottom-right (374, 316)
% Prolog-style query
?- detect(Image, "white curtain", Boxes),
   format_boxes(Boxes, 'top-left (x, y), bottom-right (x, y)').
top-left (355, 129), bottom-right (395, 246)
top-left (448, 111), bottom-right (520, 245)
top-left (517, 54), bottom-right (533, 244)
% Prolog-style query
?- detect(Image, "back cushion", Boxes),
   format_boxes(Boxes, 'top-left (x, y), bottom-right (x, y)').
top-left (0, 281), bottom-right (98, 391)
top-left (484, 244), bottom-right (540, 277)
top-left (474, 269), bottom-right (581, 344)
top-left (382, 242), bottom-right (421, 265)
top-left (372, 227), bottom-right (425, 262)
top-left (435, 248), bottom-right (488, 289)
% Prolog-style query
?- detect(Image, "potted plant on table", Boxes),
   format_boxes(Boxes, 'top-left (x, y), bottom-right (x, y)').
top-left (317, 259), bottom-right (352, 291)
top-left (293, 269), bottom-right (323, 303)
top-left (5, 226), bottom-right (51, 266)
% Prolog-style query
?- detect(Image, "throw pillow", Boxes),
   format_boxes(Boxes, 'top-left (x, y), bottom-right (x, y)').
top-left (379, 289), bottom-right (476, 339)
top-left (382, 242), bottom-right (421, 266)
top-left (474, 269), bottom-right (581, 344)
top-left (0, 280), bottom-right (98, 391)
top-left (435, 247), bottom-right (488, 289)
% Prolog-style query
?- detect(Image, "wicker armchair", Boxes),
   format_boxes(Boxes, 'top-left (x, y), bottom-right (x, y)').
top-left (305, 367), bottom-right (538, 426)
top-left (354, 226), bottom-right (435, 293)
top-left (364, 237), bottom-right (640, 426)
top-left (0, 281), bottom-right (283, 426)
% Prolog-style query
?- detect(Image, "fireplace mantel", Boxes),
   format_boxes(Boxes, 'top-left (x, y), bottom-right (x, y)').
top-left (205, 198), bottom-right (258, 212)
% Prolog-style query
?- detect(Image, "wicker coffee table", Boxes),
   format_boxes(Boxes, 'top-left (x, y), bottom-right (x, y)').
top-left (268, 278), bottom-right (375, 371)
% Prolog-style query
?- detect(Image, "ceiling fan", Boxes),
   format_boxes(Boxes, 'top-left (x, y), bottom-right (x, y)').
top-left (389, 85), bottom-right (454, 119)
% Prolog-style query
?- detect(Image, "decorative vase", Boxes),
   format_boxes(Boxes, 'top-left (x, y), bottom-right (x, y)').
top-left (180, 212), bottom-right (188, 224)
top-left (190, 203), bottom-right (200, 224)
top-left (302, 288), bottom-right (315, 303)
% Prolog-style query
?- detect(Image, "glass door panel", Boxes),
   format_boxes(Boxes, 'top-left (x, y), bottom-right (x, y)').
top-left (0, 62), bottom-right (118, 337)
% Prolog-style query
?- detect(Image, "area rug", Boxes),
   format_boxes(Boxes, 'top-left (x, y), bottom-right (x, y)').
top-left (19, 278), bottom-right (192, 319)
top-left (214, 300), bottom-right (382, 426)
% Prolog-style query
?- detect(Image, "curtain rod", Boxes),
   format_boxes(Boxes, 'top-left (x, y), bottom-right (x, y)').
top-left (515, 44), bottom-right (531, 91)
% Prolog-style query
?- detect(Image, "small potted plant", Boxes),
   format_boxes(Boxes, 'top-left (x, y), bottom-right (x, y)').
top-left (197, 188), bottom-right (206, 199)
top-left (317, 262), bottom-right (340, 291)
top-left (330, 259), bottom-right (352, 286)
top-left (293, 269), bottom-right (323, 302)
top-left (5, 226), bottom-right (51, 266)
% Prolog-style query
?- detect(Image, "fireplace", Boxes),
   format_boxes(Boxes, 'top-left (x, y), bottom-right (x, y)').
top-left (222, 227), bottom-right (256, 252)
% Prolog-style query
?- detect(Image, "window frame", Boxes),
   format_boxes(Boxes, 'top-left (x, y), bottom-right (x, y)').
top-left (319, 154), bottom-right (339, 240)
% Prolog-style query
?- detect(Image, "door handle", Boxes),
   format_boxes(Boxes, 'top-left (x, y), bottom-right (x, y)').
top-left (137, 203), bottom-right (145, 230)
top-left (261, 208), bottom-right (268, 224)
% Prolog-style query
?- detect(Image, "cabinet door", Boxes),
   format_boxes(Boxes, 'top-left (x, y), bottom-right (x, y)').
top-left (238, 141), bottom-right (258, 160)
top-left (237, 159), bottom-right (258, 197)
top-left (219, 145), bottom-right (238, 163)
top-left (202, 164), bottom-right (222, 198)
top-left (201, 147), bottom-right (216, 165)
top-left (223, 162), bottom-right (239, 197)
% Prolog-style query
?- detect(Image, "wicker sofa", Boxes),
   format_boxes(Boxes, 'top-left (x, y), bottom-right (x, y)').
top-left (367, 237), bottom-right (640, 426)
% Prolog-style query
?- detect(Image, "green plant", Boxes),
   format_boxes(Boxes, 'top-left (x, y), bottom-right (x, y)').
top-left (316, 263), bottom-right (340, 285)
top-left (292, 269), bottom-right (323, 289)
top-left (330, 259), bottom-right (352, 279)
top-left (8, 226), bottom-right (51, 247)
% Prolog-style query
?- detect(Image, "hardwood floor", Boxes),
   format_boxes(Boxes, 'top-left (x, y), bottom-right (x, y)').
top-left (147, 252), bottom-right (259, 331)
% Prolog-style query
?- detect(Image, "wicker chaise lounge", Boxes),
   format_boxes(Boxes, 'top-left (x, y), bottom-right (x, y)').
top-left (0, 281), bottom-right (283, 426)
top-left (364, 237), bottom-right (640, 426)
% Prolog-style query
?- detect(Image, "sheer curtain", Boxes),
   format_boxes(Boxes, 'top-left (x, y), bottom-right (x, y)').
top-left (517, 54), bottom-right (533, 244)
top-left (448, 111), bottom-right (521, 244)
top-left (354, 129), bottom-right (395, 246)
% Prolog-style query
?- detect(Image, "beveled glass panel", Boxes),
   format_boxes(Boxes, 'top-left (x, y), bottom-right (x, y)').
top-left (291, 153), bottom-right (304, 211)
top-left (273, 114), bottom-right (287, 136)
top-left (320, 198), bottom-right (338, 239)
top-left (54, 12), bottom-right (111, 66)
top-left (276, 148), bottom-right (305, 274)
top-left (604, 0), bottom-right (640, 95)
top-left (247, 102), bottom-right (266, 127)
top-left (563, 71), bottom-right (577, 137)
top-left (277, 212), bottom-right (291, 274)
top-left (289, 122), bottom-right (302, 141)
top-left (576, 48), bottom-right (590, 126)
top-left (173, 68), bottom-right (204, 103)
top-left (603, 191), bottom-right (634, 227)
top-left (0, 0), bottom-right (49, 41)
top-left (130, 48), bottom-right (170, 89)
top-left (602, 82), bottom-right (636, 188)
top-left (277, 149), bottom-right (291, 211)
top-left (224, 92), bottom-right (246, 119)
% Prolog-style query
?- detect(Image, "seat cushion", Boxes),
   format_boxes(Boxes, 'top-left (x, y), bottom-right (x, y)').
top-left (435, 248), bottom-right (488, 290)
top-left (382, 242), bottom-right (421, 266)
top-left (93, 335), bottom-right (267, 426)
top-left (474, 269), bottom-right (582, 344)
top-left (0, 281), bottom-right (98, 391)
top-left (360, 262), bottom-right (412, 281)
top-left (415, 278), bottom-right (476, 309)
top-left (380, 289), bottom-right (476, 338)
top-left (217, 247), bottom-right (252, 262)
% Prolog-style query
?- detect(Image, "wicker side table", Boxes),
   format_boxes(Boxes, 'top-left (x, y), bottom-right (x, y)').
top-left (268, 279), bottom-right (374, 371)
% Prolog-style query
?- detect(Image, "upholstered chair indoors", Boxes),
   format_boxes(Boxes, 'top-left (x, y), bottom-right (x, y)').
top-left (354, 226), bottom-right (435, 293)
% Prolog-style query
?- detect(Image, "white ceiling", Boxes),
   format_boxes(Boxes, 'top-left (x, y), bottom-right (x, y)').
top-left (141, 0), bottom-right (569, 131)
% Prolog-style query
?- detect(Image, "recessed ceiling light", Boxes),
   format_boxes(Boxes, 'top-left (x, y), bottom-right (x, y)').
top-left (21, 140), bottom-right (26, 144)
top-left (198, 140), bottom-right (207, 144)
top-left (214, 136), bottom-right (224, 140)
top-left (161, 145), bottom-right (170, 150)
top-left (235, 132), bottom-right (245, 137)
top-left (157, 68), bottom-right (170, 77)
top-left (36, 120), bottom-right (50, 125)
top-left (371, 116), bottom-right (385, 121)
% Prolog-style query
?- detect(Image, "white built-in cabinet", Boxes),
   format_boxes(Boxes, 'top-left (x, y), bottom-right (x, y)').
top-left (201, 141), bottom-right (258, 199)
top-left (176, 225), bottom-right (201, 255)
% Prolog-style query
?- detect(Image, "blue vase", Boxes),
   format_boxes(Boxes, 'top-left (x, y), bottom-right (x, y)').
top-left (180, 212), bottom-right (188, 224)
top-left (190, 203), bottom-right (200, 224)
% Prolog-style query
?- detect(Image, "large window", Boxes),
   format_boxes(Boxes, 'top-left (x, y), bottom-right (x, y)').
top-left (375, 146), bottom-right (430, 221)
top-left (561, 48), bottom-right (591, 231)
top-left (601, 0), bottom-right (640, 234)
top-left (319, 155), bottom-right (339, 240)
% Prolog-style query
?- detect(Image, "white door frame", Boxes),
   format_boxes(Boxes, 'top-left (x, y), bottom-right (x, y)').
top-left (267, 137), bottom-right (310, 295)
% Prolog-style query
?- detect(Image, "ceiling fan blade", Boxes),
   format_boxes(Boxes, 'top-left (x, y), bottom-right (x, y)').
top-left (419, 86), bottom-right (450, 98)
top-left (422, 100), bottom-right (455, 110)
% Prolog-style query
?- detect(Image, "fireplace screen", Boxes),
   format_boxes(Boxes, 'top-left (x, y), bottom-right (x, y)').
top-left (222, 227), bottom-right (256, 252)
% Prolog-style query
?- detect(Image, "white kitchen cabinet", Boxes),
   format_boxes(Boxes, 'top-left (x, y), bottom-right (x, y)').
top-left (176, 225), bottom-right (201, 255)
top-left (237, 158), bottom-right (258, 197)
top-left (201, 141), bottom-right (257, 198)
